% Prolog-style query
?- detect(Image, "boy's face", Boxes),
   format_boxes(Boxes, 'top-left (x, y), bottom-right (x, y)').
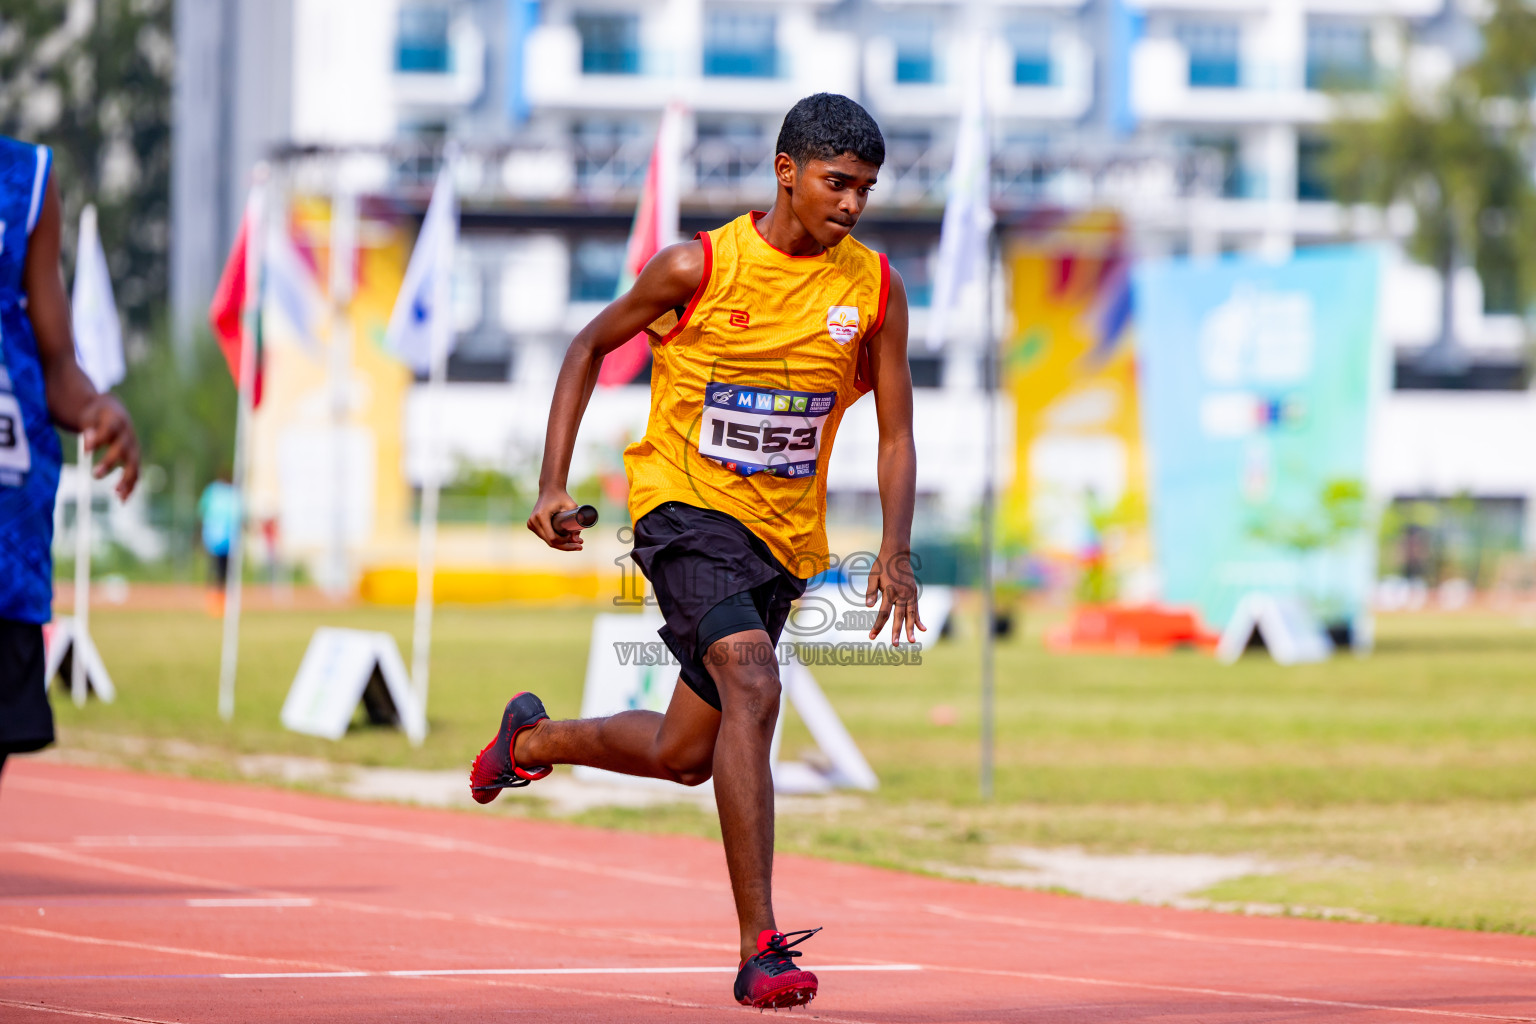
top-left (776, 151), bottom-right (881, 248)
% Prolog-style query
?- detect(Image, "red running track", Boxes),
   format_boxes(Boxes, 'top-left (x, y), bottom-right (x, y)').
top-left (1, 761), bottom-right (1533, 1023)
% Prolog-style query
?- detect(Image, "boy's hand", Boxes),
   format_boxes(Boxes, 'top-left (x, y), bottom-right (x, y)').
top-left (865, 546), bottom-right (926, 647)
top-left (528, 487), bottom-right (585, 551)
top-left (80, 394), bottom-right (139, 500)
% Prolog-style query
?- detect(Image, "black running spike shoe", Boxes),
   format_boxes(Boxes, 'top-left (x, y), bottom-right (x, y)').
top-left (469, 692), bottom-right (552, 804)
top-left (734, 927), bottom-right (821, 1009)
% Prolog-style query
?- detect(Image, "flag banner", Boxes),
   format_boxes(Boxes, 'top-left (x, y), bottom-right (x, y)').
top-left (600, 103), bottom-right (682, 386)
top-left (384, 161), bottom-right (458, 375)
top-left (209, 190), bottom-right (266, 406)
top-left (926, 39), bottom-right (993, 352)
top-left (1134, 247), bottom-right (1385, 635)
top-left (263, 211), bottom-right (325, 356)
top-left (70, 205), bottom-right (124, 393)
top-left (1003, 211), bottom-right (1149, 602)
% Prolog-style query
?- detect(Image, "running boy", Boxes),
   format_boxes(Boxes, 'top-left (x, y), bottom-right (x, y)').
top-left (0, 138), bottom-right (139, 783)
top-left (470, 94), bottom-right (921, 1009)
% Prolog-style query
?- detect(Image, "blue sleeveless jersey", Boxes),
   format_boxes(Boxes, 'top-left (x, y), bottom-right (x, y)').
top-left (0, 137), bottom-right (59, 624)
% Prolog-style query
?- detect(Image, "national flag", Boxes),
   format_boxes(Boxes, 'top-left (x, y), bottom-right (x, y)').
top-left (209, 186), bottom-right (267, 406)
top-left (384, 158), bottom-right (458, 375)
top-left (262, 213), bottom-right (325, 356)
top-left (926, 40), bottom-right (995, 352)
top-left (70, 204), bottom-right (124, 392)
top-left (599, 103), bottom-right (682, 386)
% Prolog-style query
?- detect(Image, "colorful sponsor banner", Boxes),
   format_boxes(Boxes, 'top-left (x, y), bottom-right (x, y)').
top-left (1003, 211), bottom-right (1150, 600)
top-left (1134, 247), bottom-right (1385, 632)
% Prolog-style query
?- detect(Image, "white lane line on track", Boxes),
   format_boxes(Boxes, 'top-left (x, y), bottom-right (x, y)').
top-left (917, 902), bottom-right (1536, 972)
top-left (222, 964), bottom-right (922, 979)
top-left (0, 999), bottom-right (179, 1024)
top-left (17, 773), bottom-right (1536, 976)
top-left (929, 964), bottom-right (1536, 1023)
top-left (0, 924), bottom-right (355, 973)
top-left (71, 834), bottom-right (340, 849)
top-left (8, 776), bottom-right (730, 894)
top-left (186, 898), bottom-right (314, 908)
top-left (9, 842), bottom-right (741, 957)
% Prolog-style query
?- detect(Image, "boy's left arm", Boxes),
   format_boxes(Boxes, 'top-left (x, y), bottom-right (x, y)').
top-left (863, 268), bottom-right (926, 647)
top-left (25, 179), bottom-right (139, 498)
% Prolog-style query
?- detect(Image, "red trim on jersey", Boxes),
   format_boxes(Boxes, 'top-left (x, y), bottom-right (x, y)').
top-left (660, 230), bottom-right (713, 344)
top-left (853, 253), bottom-right (890, 395)
top-left (749, 210), bottom-right (831, 260)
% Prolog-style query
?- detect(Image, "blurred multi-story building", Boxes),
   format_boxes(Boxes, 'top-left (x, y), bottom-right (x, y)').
top-left (171, 0), bottom-right (1536, 577)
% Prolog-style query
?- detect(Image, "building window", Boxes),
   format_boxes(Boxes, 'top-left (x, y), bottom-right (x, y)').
top-left (576, 11), bottom-right (640, 75)
top-left (397, 6), bottom-right (451, 73)
top-left (703, 10), bottom-right (778, 78)
top-left (1296, 136), bottom-right (1332, 201)
top-left (1306, 20), bottom-right (1374, 91)
top-left (1009, 23), bottom-right (1053, 86)
top-left (1176, 23), bottom-right (1240, 88)
top-left (892, 18), bottom-right (937, 84)
top-left (885, 238), bottom-right (934, 308)
top-left (909, 356), bottom-right (944, 388)
top-left (694, 119), bottom-right (771, 189)
top-left (1188, 135), bottom-right (1246, 198)
top-left (570, 238), bottom-right (627, 302)
top-left (573, 119), bottom-right (648, 191)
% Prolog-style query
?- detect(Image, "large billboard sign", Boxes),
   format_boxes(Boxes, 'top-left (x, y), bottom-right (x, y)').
top-left (1134, 248), bottom-right (1385, 636)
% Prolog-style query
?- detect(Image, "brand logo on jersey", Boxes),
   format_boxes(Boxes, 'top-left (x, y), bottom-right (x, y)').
top-left (729, 309), bottom-right (751, 328)
top-left (712, 390), bottom-right (732, 405)
top-left (827, 306), bottom-right (859, 345)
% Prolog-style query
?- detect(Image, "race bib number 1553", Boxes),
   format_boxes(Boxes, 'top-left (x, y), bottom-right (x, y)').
top-left (697, 383), bottom-right (835, 479)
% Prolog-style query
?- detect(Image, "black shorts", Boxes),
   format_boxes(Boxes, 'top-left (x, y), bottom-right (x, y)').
top-left (630, 502), bottom-right (807, 711)
top-left (0, 617), bottom-right (53, 754)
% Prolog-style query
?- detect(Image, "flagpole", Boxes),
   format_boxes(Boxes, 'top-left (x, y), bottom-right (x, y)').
top-left (410, 150), bottom-right (456, 716)
top-left (327, 182), bottom-right (357, 598)
top-left (71, 433), bottom-right (92, 707)
top-left (218, 166), bottom-right (267, 722)
top-left (979, 224), bottom-right (998, 802)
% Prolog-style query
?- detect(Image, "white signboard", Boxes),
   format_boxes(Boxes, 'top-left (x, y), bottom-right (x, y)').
top-left (1216, 593), bottom-right (1333, 666)
top-left (787, 581), bottom-right (954, 647)
top-left (44, 618), bottom-right (115, 704)
top-left (282, 627), bottom-right (425, 744)
top-left (576, 613), bottom-right (878, 795)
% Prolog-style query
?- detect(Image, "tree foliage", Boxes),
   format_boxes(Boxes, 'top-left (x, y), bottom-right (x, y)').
top-left (0, 0), bottom-right (173, 347)
top-left (1325, 0), bottom-right (1536, 332)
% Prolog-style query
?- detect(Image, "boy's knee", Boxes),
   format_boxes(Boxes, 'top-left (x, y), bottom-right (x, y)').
top-left (718, 665), bottom-right (781, 726)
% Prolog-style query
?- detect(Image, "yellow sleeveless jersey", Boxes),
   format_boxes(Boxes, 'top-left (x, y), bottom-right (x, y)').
top-left (624, 211), bottom-right (890, 578)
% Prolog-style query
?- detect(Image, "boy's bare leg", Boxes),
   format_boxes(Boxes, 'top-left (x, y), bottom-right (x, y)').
top-left (510, 630), bottom-right (781, 962)
top-left (700, 629), bottom-right (781, 962)
top-left (515, 679), bottom-right (720, 786)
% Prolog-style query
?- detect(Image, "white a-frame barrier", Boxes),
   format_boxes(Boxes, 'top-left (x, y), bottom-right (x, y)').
top-left (574, 613), bottom-right (878, 795)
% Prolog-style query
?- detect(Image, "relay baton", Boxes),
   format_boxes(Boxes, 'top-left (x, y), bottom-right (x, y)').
top-left (552, 504), bottom-right (599, 533)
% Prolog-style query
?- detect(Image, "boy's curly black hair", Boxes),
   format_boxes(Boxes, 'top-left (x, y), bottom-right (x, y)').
top-left (775, 93), bottom-right (885, 168)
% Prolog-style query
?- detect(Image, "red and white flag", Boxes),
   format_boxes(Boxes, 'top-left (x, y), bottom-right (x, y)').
top-left (599, 103), bottom-right (682, 387)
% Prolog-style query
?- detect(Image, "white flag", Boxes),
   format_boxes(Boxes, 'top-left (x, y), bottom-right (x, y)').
top-left (384, 160), bottom-right (458, 375)
top-left (263, 213), bottom-right (325, 356)
top-left (926, 41), bottom-right (995, 353)
top-left (71, 204), bottom-right (125, 391)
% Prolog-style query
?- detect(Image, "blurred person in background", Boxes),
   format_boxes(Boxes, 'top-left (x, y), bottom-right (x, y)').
top-left (470, 94), bottom-right (922, 1010)
top-left (0, 137), bottom-right (139, 786)
top-left (198, 471), bottom-right (238, 615)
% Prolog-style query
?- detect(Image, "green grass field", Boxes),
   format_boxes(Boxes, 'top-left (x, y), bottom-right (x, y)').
top-left (42, 601), bottom-right (1536, 935)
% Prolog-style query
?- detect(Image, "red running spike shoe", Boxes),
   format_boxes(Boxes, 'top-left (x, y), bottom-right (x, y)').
top-left (734, 927), bottom-right (820, 1009)
top-left (469, 692), bottom-right (552, 804)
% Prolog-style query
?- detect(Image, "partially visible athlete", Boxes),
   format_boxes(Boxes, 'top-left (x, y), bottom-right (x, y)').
top-left (470, 94), bottom-right (921, 1009)
top-left (0, 138), bottom-right (139, 784)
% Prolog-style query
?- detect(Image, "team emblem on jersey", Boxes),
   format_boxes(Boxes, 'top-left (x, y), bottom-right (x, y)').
top-left (826, 306), bottom-right (859, 345)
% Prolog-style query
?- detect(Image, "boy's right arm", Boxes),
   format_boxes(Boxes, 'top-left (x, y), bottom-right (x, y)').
top-left (527, 239), bottom-right (705, 551)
